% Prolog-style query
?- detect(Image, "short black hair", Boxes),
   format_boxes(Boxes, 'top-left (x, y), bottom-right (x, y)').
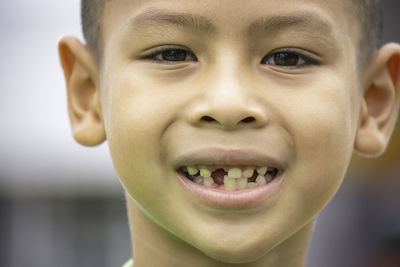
top-left (81, 0), bottom-right (382, 67)
top-left (81, 0), bottom-right (107, 62)
top-left (353, 0), bottom-right (383, 67)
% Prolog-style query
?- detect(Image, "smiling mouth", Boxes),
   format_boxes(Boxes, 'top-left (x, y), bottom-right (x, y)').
top-left (178, 165), bottom-right (281, 191)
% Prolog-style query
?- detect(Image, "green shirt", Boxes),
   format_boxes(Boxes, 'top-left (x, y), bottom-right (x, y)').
top-left (122, 259), bottom-right (133, 267)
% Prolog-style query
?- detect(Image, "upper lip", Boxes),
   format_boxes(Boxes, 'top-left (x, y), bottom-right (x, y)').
top-left (172, 147), bottom-right (286, 170)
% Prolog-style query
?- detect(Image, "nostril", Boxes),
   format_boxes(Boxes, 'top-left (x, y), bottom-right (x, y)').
top-left (241, 117), bottom-right (255, 123)
top-left (201, 116), bottom-right (216, 122)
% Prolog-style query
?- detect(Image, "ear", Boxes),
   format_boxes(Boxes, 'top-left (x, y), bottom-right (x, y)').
top-left (355, 43), bottom-right (400, 156)
top-left (58, 36), bottom-right (106, 146)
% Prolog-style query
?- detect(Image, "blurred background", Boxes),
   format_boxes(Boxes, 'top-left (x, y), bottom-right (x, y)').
top-left (0, 1), bottom-right (399, 266)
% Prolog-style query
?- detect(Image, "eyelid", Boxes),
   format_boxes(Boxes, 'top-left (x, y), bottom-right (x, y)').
top-left (140, 45), bottom-right (197, 61)
top-left (263, 48), bottom-right (321, 66)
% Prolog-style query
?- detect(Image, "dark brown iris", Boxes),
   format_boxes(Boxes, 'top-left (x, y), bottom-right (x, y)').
top-left (274, 52), bottom-right (299, 66)
top-left (162, 49), bottom-right (188, 61)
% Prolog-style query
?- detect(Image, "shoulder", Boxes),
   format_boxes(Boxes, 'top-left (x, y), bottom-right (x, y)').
top-left (122, 259), bottom-right (133, 267)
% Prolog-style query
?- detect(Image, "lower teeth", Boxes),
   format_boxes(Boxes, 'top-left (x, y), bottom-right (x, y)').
top-left (194, 176), bottom-right (204, 184)
top-left (237, 177), bottom-right (248, 189)
top-left (203, 177), bottom-right (214, 187)
top-left (247, 182), bottom-right (258, 188)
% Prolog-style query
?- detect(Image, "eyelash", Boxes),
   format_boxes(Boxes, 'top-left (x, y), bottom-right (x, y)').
top-left (261, 49), bottom-right (318, 67)
top-left (143, 46), bottom-right (198, 63)
top-left (143, 47), bottom-right (318, 67)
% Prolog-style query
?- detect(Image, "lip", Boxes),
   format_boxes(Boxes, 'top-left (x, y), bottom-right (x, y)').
top-left (173, 148), bottom-right (285, 209)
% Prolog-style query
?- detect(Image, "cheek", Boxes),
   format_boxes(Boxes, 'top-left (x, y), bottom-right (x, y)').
top-left (101, 72), bottom-right (197, 209)
top-left (102, 76), bottom-right (173, 195)
top-left (282, 79), bottom-right (357, 214)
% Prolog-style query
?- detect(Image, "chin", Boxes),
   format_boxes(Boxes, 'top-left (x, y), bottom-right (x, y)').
top-left (205, 248), bottom-right (267, 264)
top-left (195, 235), bottom-right (275, 264)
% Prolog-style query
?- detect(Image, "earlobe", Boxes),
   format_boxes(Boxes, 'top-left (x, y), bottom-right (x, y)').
top-left (355, 43), bottom-right (400, 156)
top-left (59, 36), bottom-right (106, 146)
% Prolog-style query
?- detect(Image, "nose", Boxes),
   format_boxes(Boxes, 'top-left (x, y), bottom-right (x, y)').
top-left (187, 71), bottom-right (268, 131)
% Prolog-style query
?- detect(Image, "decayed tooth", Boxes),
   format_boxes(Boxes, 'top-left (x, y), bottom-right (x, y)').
top-left (203, 177), bottom-right (214, 187)
top-left (237, 177), bottom-right (248, 189)
top-left (247, 182), bottom-right (258, 188)
top-left (187, 166), bottom-right (199, 175)
top-left (224, 175), bottom-right (237, 191)
top-left (256, 167), bottom-right (268, 175)
top-left (199, 168), bottom-right (211, 178)
top-left (256, 175), bottom-right (267, 186)
top-left (228, 168), bottom-right (242, 179)
top-left (194, 176), bottom-right (204, 184)
top-left (242, 168), bottom-right (254, 178)
top-left (266, 173), bottom-right (274, 182)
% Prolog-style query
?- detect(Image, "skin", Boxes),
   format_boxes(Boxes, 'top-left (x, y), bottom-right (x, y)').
top-left (59, 0), bottom-right (400, 266)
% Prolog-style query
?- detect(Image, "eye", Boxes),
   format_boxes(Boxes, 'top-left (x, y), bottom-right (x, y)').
top-left (261, 51), bottom-right (317, 67)
top-left (144, 48), bottom-right (197, 63)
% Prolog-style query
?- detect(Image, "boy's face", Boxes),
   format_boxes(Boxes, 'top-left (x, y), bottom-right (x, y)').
top-left (100, 0), bottom-right (362, 262)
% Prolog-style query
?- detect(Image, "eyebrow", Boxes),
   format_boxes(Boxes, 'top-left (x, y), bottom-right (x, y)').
top-left (247, 12), bottom-right (333, 37)
top-left (128, 8), bottom-right (333, 38)
top-left (128, 8), bottom-right (216, 34)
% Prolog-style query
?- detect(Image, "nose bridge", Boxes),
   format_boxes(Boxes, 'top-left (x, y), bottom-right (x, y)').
top-left (209, 61), bottom-right (246, 106)
top-left (189, 56), bottom-right (268, 130)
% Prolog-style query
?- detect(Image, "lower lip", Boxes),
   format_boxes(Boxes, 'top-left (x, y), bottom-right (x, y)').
top-left (177, 172), bottom-right (283, 209)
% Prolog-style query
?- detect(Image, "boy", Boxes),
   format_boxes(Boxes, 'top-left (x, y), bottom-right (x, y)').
top-left (58, 0), bottom-right (400, 266)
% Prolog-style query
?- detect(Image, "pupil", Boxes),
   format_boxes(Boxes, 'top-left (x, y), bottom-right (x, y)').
top-left (274, 52), bottom-right (299, 66)
top-left (163, 49), bottom-right (186, 61)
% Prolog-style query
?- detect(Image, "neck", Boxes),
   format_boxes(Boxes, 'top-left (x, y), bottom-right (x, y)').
top-left (126, 197), bottom-right (314, 267)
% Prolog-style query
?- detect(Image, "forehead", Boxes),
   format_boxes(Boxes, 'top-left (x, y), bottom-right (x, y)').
top-left (103, 0), bottom-right (357, 30)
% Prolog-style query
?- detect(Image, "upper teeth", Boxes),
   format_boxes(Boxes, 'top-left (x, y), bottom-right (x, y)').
top-left (256, 167), bottom-right (268, 175)
top-left (185, 166), bottom-right (272, 177)
top-left (199, 167), bottom-right (211, 178)
top-left (242, 168), bottom-right (254, 178)
top-left (187, 166), bottom-right (198, 176)
top-left (182, 165), bottom-right (277, 190)
top-left (227, 168), bottom-right (242, 179)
